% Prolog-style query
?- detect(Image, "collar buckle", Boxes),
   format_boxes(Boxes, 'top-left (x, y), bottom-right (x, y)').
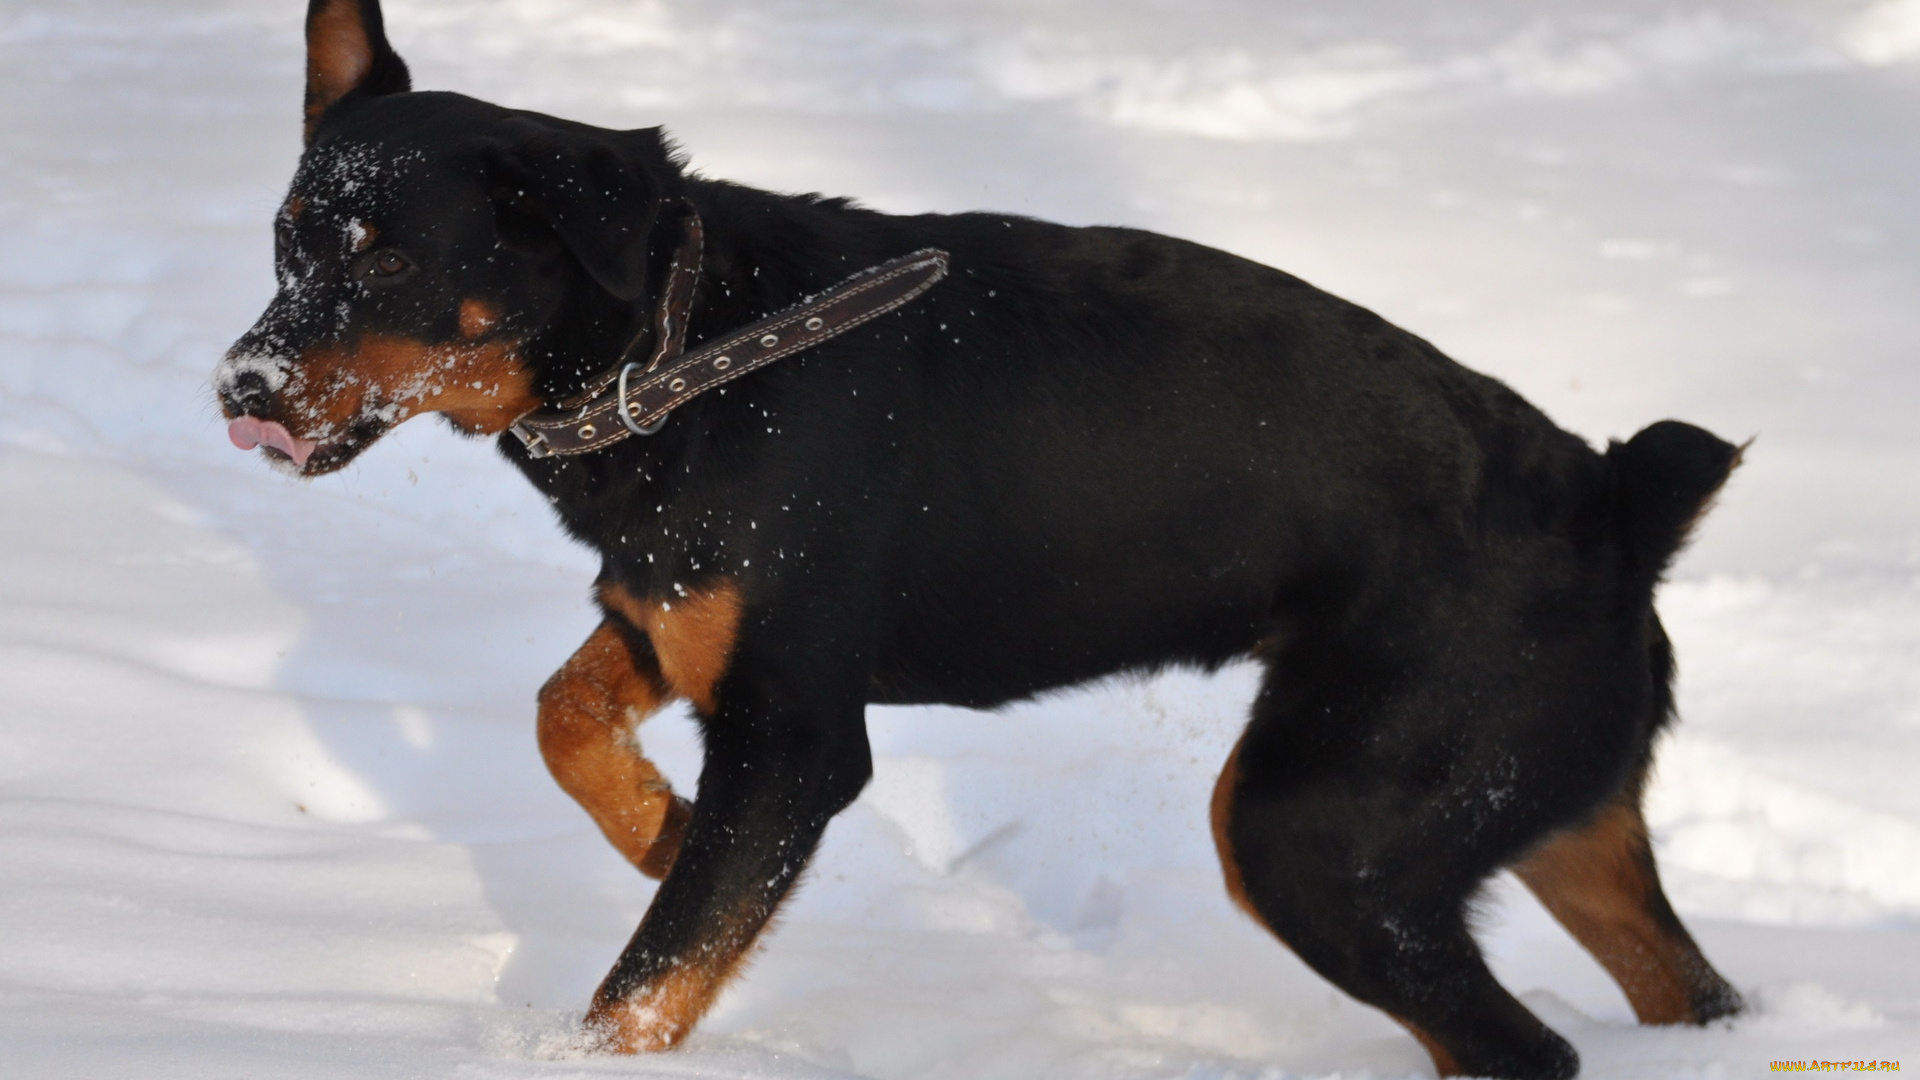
top-left (509, 421), bottom-right (554, 459)
top-left (617, 361), bottom-right (669, 436)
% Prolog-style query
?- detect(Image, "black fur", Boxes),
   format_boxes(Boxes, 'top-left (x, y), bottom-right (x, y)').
top-left (219, 5), bottom-right (1746, 1075)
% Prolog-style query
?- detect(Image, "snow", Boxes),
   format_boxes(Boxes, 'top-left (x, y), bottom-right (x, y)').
top-left (1, 0), bottom-right (1917, 1076)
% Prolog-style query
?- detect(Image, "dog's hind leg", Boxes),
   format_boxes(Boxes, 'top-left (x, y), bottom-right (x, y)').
top-left (1513, 772), bottom-right (1743, 1025)
top-left (538, 619), bottom-right (692, 880)
top-left (1213, 654), bottom-right (1583, 1080)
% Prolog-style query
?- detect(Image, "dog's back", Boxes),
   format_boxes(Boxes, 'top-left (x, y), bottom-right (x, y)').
top-left (660, 195), bottom-right (1685, 711)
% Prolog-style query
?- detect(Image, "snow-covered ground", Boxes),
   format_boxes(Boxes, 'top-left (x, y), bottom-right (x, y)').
top-left (2, 0), bottom-right (1918, 1076)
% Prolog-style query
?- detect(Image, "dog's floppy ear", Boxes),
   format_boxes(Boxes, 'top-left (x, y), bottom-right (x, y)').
top-left (305, 0), bottom-right (411, 143)
top-left (487, 123), bottom-right (678, 302)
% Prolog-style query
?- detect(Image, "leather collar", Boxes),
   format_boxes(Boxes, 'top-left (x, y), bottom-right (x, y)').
top-left (509, 212), bottom-right (949, 459)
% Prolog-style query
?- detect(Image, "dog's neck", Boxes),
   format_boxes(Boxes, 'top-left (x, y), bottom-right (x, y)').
top-left (678, 181), bottom-right (897, 354)
top-left (505, 181), bottom-right (945, 466)
top-left (534, 187), bottom-right (829, 407)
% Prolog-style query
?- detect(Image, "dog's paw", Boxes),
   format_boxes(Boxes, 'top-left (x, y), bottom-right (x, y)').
top-left (582, 978), bottom-right (703, 1053)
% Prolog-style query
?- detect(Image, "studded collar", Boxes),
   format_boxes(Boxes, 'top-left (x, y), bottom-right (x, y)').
top-left (509, 213), bottom-right (949, 459)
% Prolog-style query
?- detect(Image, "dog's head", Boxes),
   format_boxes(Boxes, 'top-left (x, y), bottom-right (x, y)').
top-left (215, 0), bottom-right (679, 475)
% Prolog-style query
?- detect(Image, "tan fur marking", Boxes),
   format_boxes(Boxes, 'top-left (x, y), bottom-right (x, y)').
top-left (599, 582), bottom-right (744, 716)
top-left (579, 581), bottom-right (765, 1052)
top-left (1399, 1021), bottom-right (1465, 1078)
top-left (1209, 735), bottom-right (1261, 920)
top-left (585, 945), bottom-right (757, 1053)
top-left (351, 221), bottom-right (379, 253)
top-left (458, 298), bottom-right (500, 340)
top-left (305, 0), bottom-right (374, 138)
top-left (286, 195), bottom-right (305, 220)
top-left (538, 621), bottom-right (690, 879)
top-left (1514, 799), bottom-right (1707, 1025)
top-left (285, 333), bottom-right (540, 438)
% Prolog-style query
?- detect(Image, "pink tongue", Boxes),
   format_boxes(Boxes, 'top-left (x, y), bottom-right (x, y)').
top-left (227, 416), bottom-right (319, 467)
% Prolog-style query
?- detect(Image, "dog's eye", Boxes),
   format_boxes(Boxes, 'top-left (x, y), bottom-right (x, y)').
top-left (369, 250), bottom-right (413, 278)
top-left (274, 221), bottom-right (295, 259)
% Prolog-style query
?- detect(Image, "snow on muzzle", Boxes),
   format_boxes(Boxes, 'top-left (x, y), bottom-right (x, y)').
top-left (214, 328), bottom-right (543, 474)
top-left (213, 347), bottom-right (321, 467)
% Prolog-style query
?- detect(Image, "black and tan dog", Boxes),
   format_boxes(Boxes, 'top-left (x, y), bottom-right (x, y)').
top-left (215, 2), bottom-right (1745, 1075)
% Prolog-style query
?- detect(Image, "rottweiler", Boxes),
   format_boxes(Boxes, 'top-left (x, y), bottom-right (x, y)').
top-left (214, 2), bottom-right (1745, 1075)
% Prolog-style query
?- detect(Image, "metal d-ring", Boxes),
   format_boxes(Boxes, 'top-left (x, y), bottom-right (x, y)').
top-left (616, 361), bottom-right (668, 436)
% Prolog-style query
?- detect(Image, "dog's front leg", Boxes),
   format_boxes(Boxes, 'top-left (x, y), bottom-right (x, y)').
top-left (538, 620), bottom-right (691, 879)
top-left (581, 655), bottom-right (872, 1052)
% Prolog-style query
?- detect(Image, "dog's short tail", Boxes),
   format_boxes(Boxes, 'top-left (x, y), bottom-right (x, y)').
top-left (1606, 419), bottom-right (1743, 583)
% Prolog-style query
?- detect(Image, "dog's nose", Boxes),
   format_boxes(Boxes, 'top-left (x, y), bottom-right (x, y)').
top-left (221, 369), bottom-right (274, 416)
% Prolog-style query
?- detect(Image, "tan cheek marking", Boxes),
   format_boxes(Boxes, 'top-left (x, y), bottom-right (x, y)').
top-left (425, 340), bottom-right (542, 433)
top-left (458, 298), bottom-right (499, 339)
top-left (599, 581), bottom-right (743, 716)
top-left (284, 333), bottom-right (542, 438)
top-left (537, 621), bottom-right (690, 880)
